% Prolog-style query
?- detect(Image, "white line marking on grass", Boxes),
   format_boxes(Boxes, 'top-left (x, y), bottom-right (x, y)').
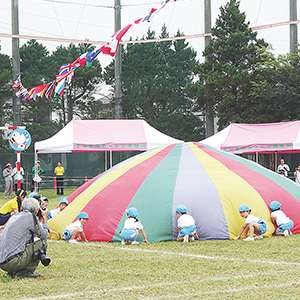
top-left (117, 247), bottom-right (300, 267)
top-left (20, 271), bottom-right (289, 300)
top-left (142, 280), bottom-right (300, 299)
top-left (50, 241), bottom-right (300, 267)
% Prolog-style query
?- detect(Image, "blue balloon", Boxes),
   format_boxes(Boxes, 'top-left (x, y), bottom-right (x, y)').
top-left (9, 128), bottom-right (32, 152)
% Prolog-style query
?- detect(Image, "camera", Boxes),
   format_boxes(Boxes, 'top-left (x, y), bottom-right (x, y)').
top-left (39, 251), bottom-right (51, 266)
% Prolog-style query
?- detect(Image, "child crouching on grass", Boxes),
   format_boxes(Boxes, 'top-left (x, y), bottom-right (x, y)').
top-left (176, 205), bottom-right (198, 243)
top-left (63, 212), bottom-right (89, 243)
top-left (237, 204), bottom-right (267, 241)
top-left (120, 207), bottom-right (149, 245)
top-left (269, 200), bottom-right (294, 236)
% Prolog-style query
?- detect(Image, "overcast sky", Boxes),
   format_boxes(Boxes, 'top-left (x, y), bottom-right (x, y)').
top-left (0, 0), bottom-right (298, 67)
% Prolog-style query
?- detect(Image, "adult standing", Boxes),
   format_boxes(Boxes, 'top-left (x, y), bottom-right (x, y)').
top-left (2, 163), bottom-right (13, 199)
top-left (277, 158), bottom-right (290, 177)
top-left (54, 162), bottom-right (65, 195)
top-left (31, 160), bottom-right (44, 192)
top-left (294, 166), bottom-right (300, 184)
top-left (0, 198), bottom-right (50, 278)
top-left (11, 162), bottom-right (25, 192)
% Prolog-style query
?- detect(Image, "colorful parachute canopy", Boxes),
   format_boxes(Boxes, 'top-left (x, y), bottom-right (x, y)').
top-left (49, 142), bottom-right (300, 242)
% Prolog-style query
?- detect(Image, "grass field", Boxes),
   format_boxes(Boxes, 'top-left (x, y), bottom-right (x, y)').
top-left (1, 190), bottom-right (300, 299)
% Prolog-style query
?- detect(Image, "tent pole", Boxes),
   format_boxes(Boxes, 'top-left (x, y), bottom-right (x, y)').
top-left (104, 151), bottom-right (107, 171)
top-left (110, 150), bottom-right (113, 168)
top-left (34, 150), bottom-right (38, 192)
top-left (255, 152), bottom-right (258, 164)
top-left (275, 152), bottom-right (278, 171)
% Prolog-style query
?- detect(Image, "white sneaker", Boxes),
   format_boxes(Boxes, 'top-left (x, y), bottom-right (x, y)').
top-left (254, 235), bottom-right (264, 240)
top-left (283, 230), bottom-right (289, 237)
top-left (69, 239), bottom-right (79, 243)
top-left (243, 236), bottom-right (255, 241)
top-left (131, 241), bottom-right (139, 245)
top-left (190, 236), bottom-right (195, 241)
top-left (121, 240), bottom-right (125, 245)
top-left (183, 235), bottom-right (189, 243)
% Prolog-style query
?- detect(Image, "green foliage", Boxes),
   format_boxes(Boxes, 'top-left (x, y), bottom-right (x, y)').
top-left (195, 0), bottom-right (270, 129)
top-left (49, 44), bottom-right (103, 124)
top-left (105, 26), bottom-right (204, 141)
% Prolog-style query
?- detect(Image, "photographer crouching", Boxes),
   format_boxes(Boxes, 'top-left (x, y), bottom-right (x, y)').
top-left (0, 198), bottom-right (50, 278)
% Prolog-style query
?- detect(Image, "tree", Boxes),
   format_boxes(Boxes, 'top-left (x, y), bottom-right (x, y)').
top-left (49, 44), bottom-right (103, 124)
top-left (0, 48), bottom-right (12, 152)
top-left (105, 26), bottom-right (204, 141)
top-left (195, 0), bottom-right (269, 129)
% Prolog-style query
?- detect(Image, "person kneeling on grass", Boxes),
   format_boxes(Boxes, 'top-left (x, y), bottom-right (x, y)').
top-left (120, 207), bottom-right (149, 245)
top-left (0, 198), bottom-right (50, 278)
top-left (176, 205), bottom-right (198, 243)
top-left (269, 200), bottom-right (294, 237)
top-left (237, 204), bottom-right (267, 241)
top-left (63, 212), bottom-right (89, 243)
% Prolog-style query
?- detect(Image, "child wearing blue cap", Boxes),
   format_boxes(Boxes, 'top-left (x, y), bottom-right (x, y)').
top-left (120, 207), bottom-right (149, 245)
top-left (269, 200), bottom-right (294, 236)
top-left (176, 205), bottom-right (198, 242)
top-left (63, 212), bottom-right (89, 243)
top-left (237, 204), bottom-right (267, 241)
top-left (48, 196), bottom-right (68, 219)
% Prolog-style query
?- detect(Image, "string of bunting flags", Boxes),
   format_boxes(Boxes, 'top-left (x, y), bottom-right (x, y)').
top-left (12, 0), bottom-right (177, 102)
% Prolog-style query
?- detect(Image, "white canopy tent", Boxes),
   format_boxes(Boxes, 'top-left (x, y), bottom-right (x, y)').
top-left (35, 119), bottom-right (182, 168)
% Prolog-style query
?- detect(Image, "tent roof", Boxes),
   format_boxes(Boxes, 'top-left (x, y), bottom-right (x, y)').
top-left (35, 119), bottom-right (182, 154)
top-left (200, 121), bottom-right (300, 153)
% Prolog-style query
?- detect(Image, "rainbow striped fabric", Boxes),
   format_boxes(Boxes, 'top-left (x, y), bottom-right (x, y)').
top-left (49, 142), bottom-right (300, 242)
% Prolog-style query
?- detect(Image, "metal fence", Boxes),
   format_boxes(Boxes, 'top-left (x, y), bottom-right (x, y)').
top-left (0, 151), bottom-right (139, 191)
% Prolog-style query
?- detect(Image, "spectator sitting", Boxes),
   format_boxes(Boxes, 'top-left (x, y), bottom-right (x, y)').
top-left (48, 196), bottom-right (68, 219)
top-left (63, 212), bottom-right (89, 243)
top-left (0, 198), bottom-right (50, 278)
top-left (0, 190), bottom-right (26, 226)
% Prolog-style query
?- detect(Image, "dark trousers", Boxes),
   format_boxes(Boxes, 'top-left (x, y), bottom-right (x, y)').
top-left (14, 183), bottom-right (24, 192)
top-left (0, 213), bottom-right (11, 226)
top-left (0, 239), bottom-right (46, 276)
top-left (56, 176), bottom-right (64, 195)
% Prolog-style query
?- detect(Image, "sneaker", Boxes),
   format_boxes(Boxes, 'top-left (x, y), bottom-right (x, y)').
top-left (131, 241), bottom-right (139, 245)
top-left (243, 236), bottom-right (255, 241)
top-left (183, 235), bottom-right (189, 243)
top-left (283, 230), bottom-right (289, 237)
top-left (121, 240), bottom-right (125, 245)
top-left (69, 239), bottom-right (79, 244)
top-left (190, 236), bottom-right (195, 241)
top-left (13, 271), bottom-right (41, 278)
top-left (254, 235), bottom-right (264, 240)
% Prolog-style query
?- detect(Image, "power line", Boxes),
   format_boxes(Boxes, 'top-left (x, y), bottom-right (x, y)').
top-left (1, 20), bottom-right (300, 46)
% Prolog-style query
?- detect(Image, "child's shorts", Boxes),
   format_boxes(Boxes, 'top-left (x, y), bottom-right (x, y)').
top-left (277, 221), bottom-right (294, 232)
top-left (178, 225), bottom-right (197, 238)
top-left (257, 221), bottom-right (267, 235)
top-left (120, 229), bottom-right (138, 241)
top-left (63, 229), bottom-right (72, 241)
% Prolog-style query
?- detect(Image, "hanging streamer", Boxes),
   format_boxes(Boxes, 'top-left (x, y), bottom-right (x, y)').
top-left (12, 0), bottom-right (176, 101)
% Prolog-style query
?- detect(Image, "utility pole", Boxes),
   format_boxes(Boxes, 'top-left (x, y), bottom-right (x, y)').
top-left (11, 0), bottom-right (21, 125)
top-left (204, 0), bottom-right (214, 137)
top-left (290, 0), bottom-right (298, 53)
top-left (114, 0), bottom-right (123, 118)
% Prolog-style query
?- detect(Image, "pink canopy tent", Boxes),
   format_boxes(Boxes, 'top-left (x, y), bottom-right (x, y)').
top-left (35, 119), bottom-right (182, 154)
top-left (200, 121), bottom-right (300, 154)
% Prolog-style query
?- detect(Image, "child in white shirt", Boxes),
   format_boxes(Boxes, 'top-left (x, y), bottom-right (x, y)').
top-left (120, 207), bottom-right (149, 245)
top-left (48, 196), bottom-right (68, 219)
top-left (176, 205), bottom-right (198, 242)
top-left (269, 200), bottom-right (293, 236)
top-left (63, 212), bottom-right (89, 243)
top-left (237, 204), bottom-right (267, 241)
